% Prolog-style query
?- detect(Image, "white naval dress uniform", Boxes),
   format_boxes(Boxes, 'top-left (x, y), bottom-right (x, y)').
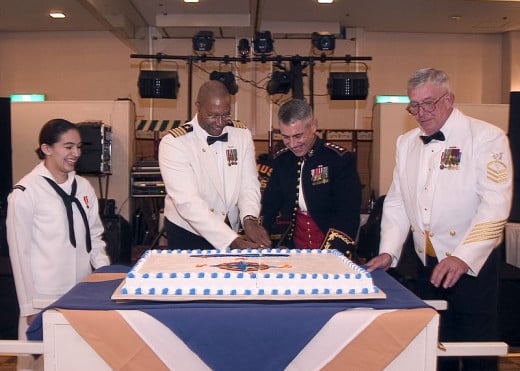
top-left (380, 108), bottom-right (513, 276)
top-left (158, 116), bottom-right (261, 249)
top-left (7, 162), bottom-right (110, 318)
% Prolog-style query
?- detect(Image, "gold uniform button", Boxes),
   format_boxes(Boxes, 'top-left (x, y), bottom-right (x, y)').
top-left (450, 230), bottom-right (456, 236)
top-left (417, 249), bottom-right (424, 253)
top-left (209, 208), bottom-right (215, 212)
top-left (429, 232), bottom-right (435, 237)
top-left (445, 252), bottom-right (452, 257)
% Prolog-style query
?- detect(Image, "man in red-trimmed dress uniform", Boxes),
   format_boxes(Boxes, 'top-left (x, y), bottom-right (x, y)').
top-left (261, 99), bottom-right (362, 253)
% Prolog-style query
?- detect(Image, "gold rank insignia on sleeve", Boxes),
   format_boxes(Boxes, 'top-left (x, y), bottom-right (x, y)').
top-left (487, 152), bottom-right (508, 184)
top-left (168, 123), bottom-right (193, 138)
top-left (463, 219), bottom-right (507, 244)
top-left (320, 228), bottom-right (356, 260)
top-left (228, 120), bottom-right (247, 129)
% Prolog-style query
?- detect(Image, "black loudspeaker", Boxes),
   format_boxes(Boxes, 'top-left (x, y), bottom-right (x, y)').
top-left (138, 70), bottom-right (180, 99)
top-left (102, 216), bottom-right (132, 265)
top-left (508, 92), bottom-right (520, 222)
top-left (327, 72), bottom-right (369, 100)
top-left (0, 98), bottom-right (12, 257)
top-left (76, 122), bottom-right (112, 175)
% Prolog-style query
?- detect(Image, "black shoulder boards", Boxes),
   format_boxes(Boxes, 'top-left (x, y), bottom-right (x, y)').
top-left (168, 123), bottom-right (193, 138)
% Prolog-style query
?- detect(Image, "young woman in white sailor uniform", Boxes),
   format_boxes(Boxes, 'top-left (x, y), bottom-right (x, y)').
top-left (6, 118), bottom-right (110, 370)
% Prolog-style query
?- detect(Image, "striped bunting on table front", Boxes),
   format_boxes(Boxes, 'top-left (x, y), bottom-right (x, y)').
top-left (59, 309), bottom-right (210, 370)
top-left (287, 308), bottom-right (437, 371)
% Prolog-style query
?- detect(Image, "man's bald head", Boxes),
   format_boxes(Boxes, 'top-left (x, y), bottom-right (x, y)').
top-left (195, 80), bottom-right (232, 136)
top-left (196, 80), bottom-right (230, 105)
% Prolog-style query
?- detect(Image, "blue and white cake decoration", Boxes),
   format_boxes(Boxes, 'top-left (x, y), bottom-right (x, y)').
top-left (120, 248), bottom-right (378, 298)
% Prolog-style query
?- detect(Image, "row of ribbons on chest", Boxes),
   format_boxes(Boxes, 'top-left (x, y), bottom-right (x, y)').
top-left (43, 177), bottom-right (92, 253)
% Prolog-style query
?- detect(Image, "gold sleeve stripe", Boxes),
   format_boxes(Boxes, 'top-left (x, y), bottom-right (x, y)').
top-left (487, 161), bottom-right (509, 183)
top-left (487, 173), bottom-right (508, 183)
top-left (168, 124), bottom-right (193, 138)
top-left (231, 120), bottom-right (247, 129)
top-left (463, 219), bottom-right (507, 244)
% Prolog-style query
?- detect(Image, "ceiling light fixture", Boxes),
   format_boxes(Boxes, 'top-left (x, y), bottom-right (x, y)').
top-left (253, 31), bottom-right (274, 55)
top-left (210, 71), bottom-right (239, 95)
top-left (317, 0), bottom-right (334, 3)
top-left (49, 11), bottom-right (66, 19)
top-left (312, 32), bottom-right (336, 52)
top-left (184, 0), bottom-right (200, 3)
top-left (237, 38), bottom-right (251, 58)
top-left (192, 30), bottom-right (215, 53)
top-left (267, 70), bottom-right (291, 95)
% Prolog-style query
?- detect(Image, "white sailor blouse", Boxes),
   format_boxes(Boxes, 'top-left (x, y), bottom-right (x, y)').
top-left (7, 162), bottom-right (110, 317)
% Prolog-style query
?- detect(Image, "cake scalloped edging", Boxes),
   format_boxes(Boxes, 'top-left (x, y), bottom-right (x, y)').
top-left (127, 248), bottom-right (372, 281)
top-left (121, 248), bottom-right (379, 298)
top-left (120, 285), bottom-right (381, 296)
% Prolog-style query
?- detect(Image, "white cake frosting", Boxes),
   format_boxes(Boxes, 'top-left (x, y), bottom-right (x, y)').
top-left (119, 248), bottom-right (379, 298)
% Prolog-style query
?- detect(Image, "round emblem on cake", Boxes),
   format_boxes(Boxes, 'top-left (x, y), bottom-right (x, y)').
top-left (216, 260), bottom-right (270, 272)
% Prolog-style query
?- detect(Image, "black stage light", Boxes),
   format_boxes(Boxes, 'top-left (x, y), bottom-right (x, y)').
top-left (267, 70), bottom-right (291, 95)
top-left (192, 30), bottom-right (215, 52)
top-left (138, 70), bottom-right (180, 99)
top-left (327, 72), bottom-right (369, 100)
top-left (237, 38), bottom-right (251, 57)
top-left (253, 31), bottom-right (274, 55)
top-left (210, 71), bottom-right (239, 95)
top-left (312, 32), bottom-right (335, 51)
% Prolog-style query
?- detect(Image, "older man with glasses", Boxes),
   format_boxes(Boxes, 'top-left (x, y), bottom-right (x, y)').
top-left (159, 80), bottom-right (271, 250)
top-left (367, 68), bottom-right (512, 371)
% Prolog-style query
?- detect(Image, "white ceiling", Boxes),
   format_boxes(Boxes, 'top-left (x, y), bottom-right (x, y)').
top-left (2, 0), bottom-right (520, 45)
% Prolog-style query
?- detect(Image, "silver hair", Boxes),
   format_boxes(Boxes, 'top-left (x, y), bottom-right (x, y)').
top-left (278, 99), bottom-right (313, 125)
top-left (407, 68), bottom-right (451, 92)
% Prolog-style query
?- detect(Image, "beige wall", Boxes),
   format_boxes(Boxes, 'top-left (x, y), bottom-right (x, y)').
top-left (3, 28), bottom-right (518, 217)
top-left (10, 100), bottom-right (135, 219)
top-left (0, 28), bottom-right (515, 139)
top-left (372, 103), bottom-right (510, 197)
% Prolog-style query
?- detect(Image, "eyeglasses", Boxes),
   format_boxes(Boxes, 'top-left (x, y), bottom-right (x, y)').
top-left (206, 114), bottom-right (232, 122)
top-left (406, 92), bottom-right (448, 115)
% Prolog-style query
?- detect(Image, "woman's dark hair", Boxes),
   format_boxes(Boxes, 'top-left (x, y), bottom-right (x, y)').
top-left (35, 118), bottom-right (78, 160)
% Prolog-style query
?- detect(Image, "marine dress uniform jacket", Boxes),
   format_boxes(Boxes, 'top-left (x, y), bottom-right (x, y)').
top-left (380, 108), bottom-right (512, 276)
top-left (158, 116), bottom-right (261, 249)
top-left (261, 137), bottom-right (362, 242)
